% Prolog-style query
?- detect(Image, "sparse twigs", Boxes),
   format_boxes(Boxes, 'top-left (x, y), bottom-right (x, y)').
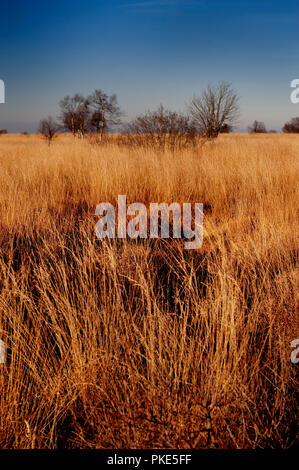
top-left (38, 116), bottom-right (60, 145)
top-left (189, 81), bottom-right (239, 138)
top-left (125, 104), bottom-right (200, 151)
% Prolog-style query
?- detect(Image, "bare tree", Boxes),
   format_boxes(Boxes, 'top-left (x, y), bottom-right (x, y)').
top-left (38, 116), bottom-right (60, 145)
top-left (124, 104), bottom-right (198, 150)
top-left (87, 90), bottom-right (122, 137)
top-left (188, 82), bottom-right (239, 138)
top-left (248, 120), bottom-right (267, 133)
top-left (282, 117), bottom-right (299, 133)
top-left (59, 94), bottom-right (90, 137)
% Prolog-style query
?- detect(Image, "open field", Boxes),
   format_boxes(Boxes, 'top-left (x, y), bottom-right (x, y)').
top-left (0, 133), bottom-right (298, 448)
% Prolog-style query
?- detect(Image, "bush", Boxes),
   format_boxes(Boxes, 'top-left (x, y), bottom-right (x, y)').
top-left (282, 117), bottom-right (299, 133)
top-left (124, 105), bottom-right (201, 151)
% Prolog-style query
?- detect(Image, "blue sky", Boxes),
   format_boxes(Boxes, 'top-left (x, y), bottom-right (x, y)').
top-left (0, 0), bottom-right (298, 132)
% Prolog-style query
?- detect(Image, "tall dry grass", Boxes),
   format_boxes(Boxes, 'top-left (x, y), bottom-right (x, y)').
top-left (0, 133), bottom-right (298, 448)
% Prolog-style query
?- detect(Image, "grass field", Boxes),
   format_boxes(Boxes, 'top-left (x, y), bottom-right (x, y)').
top-left (0, 133), bottom-right (298, 448)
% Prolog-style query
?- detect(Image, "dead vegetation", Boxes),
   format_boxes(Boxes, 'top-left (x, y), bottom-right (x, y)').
top-left (0, 133), bottom-right (298, 448)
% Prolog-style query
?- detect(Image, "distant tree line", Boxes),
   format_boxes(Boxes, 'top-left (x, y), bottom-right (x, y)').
top-left (247, 117), bottom-right (299, 134)
top-left (38, 82), bottom-right (299, 145)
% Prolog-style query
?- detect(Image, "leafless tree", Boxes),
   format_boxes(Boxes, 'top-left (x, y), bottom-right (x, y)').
top-left (282, 117), bottom-right (299, 133)
top-left (38, 116), bottom-right (60, 145)
top-left (248, 120), bottom-right (267, 133)
top-left (124, 104), bottom-right (199, 150)
top-left (87, 90), bottom-right (122, 138)
top-left (59, 94), bottom-right (90, 137)
top-left (188, 82), bottom-right (239, 138)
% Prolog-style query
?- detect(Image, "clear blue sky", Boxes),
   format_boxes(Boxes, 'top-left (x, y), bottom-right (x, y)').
top-left (0, 0), bottom-right (298, 132)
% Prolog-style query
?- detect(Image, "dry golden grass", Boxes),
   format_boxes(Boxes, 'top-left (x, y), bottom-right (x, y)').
top-left (0, 133), bottom-right (298, 448)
